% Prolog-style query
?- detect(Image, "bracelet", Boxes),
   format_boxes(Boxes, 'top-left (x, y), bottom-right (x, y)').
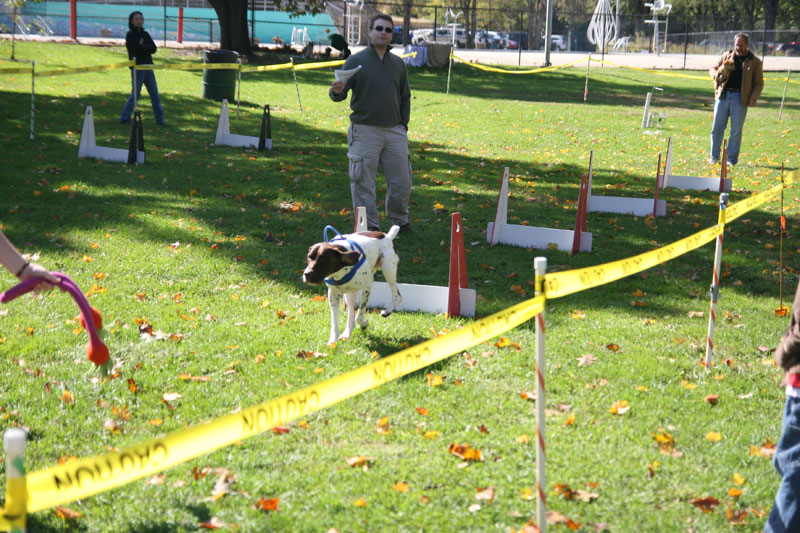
top-left (15, 262), bottom-right (29, 278)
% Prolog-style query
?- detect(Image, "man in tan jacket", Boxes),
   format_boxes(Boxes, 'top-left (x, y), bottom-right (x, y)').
top-left (709, 32), bottom-right (763, 166)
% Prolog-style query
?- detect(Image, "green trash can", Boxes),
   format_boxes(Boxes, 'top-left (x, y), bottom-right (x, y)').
top-left (202, 49), bottom-right (239, 101)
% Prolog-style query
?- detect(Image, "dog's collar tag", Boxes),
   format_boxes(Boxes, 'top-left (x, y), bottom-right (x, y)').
top-left (324, 237), bottom-right (366, 286)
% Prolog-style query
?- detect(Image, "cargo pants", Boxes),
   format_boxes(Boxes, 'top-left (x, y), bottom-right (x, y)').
top-left (347, 123), bottom-right (412, 230)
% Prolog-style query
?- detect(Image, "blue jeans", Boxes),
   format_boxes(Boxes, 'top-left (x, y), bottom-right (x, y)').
top-left (765, 396), bottom-right (800, 532)
top-left (120, 69), bottom-right (165, 124)
top-left (710, 90), bottom-right (748, 165)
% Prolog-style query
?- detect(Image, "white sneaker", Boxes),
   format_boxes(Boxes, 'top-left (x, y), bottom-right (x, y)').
top-left (709, 157), bottom-right (719, 165)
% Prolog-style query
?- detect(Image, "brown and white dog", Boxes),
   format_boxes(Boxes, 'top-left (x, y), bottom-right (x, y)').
top-left (715, 58), bottom-right (735, 88)
top-left (302, 226), bottom-right (402, 345)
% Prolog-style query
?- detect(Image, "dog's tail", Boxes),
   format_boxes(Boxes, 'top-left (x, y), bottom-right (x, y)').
top-left (386, 225), bottom-right (400, 241)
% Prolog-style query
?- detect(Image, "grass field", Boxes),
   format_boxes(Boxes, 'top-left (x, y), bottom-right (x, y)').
top-left (0, 40), bottom-right (799, 532)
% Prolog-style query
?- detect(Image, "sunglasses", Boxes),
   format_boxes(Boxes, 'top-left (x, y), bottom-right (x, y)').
top-left (372, 25), bottom-right (394, 33)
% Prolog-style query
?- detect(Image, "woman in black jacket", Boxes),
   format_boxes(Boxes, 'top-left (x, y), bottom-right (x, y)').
top-left (119, 11), bottom-right (166, 125)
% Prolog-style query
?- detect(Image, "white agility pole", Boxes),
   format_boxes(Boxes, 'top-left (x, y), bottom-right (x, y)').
top-left (705, 193), bottom-right (728, 368)
top-left (446, 48), bottom-right (453, 96)
top-left (641, 91), bottom-right (652, 128)
top-left (778, 70), bottom-right (790, 122)
top-left (30, 60), bottom-right (35, 140)
top-left (534, 256), bottom-right (547, 532)
top-left (290, 58), bottom-right (302, 111)
top-left (4, 428), bottom-right (28, 532)
top-left (583, 54), bottom-right (591, 102)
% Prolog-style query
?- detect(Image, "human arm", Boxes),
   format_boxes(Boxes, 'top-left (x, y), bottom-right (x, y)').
top-left (749, 58), bottom-right (764, 106)
top-left (399, 63), bottom-right (411, 129)
top-left (709, 53), bottom-right (724, 79)
top-left (776, 280), bottom-right (800, 374)
top-left (0, 232), bottom-right (57, 291)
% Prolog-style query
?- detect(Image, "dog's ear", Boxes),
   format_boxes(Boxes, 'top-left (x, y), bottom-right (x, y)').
top-left (340, 251), bottom-right (361, 266)
top-left (307, 243), bottom-right (322, 262)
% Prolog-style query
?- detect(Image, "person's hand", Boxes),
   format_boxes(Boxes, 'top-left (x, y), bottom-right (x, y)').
top-left (331, 80), bottom-right (346, 95)
top-left (19, 262), bottom-right (58, 293)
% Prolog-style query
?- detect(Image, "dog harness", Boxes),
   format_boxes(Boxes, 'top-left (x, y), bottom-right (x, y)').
top-left (323, 225), bottom-right (366, 287)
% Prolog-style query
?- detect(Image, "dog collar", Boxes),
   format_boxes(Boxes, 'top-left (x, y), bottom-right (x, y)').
top-left (324, 236), bottom-right (367, 286)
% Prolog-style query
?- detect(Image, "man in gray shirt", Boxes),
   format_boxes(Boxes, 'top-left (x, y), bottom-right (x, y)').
top-left (329, 14), bottom-right (412, 234)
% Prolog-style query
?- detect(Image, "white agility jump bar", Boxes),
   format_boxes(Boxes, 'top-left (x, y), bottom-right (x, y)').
top-left (353, 207), bottom-right (476, 317)
top-left (662, 136), bottom-right (731, 192)
top-left (488, 167), bottom-right (592, 253)
top-left (586, 150), bottom-right (666, 217)
top-left (214, 99), bottom-right (272, 149)
top-left (78, 106), bottom-right (144, 164)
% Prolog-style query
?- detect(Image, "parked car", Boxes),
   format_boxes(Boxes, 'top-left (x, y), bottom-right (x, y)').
top-left (777, 42), bottom-right (800, 56)
top-left (433, 26), bottom-right (467, 48)
top-left (540, 34), bottom-right (566, 50)
top-left (475, 29), bottom-right (502, 49)
top-left (506, 31), bottom-right (528, 49)
top-left (489, 31), bottom-right (508, 49)
top-left (507, 38), bottom-right (519, 50)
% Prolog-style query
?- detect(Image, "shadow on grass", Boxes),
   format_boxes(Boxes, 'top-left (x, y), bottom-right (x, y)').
top-left (0, 70), bottom-right (792, 319)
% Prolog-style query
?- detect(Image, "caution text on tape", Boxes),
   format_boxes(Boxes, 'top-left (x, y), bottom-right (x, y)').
top-left (24, 295), bottom-right (544, 512)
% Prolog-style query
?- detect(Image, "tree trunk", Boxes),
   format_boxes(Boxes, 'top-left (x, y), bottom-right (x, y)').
top-left (207, 0), bottom-right (253, 56)
top-left (764, 0), bottom-right (778, 41)
top-left (403, 0), bottom-right (412, 46)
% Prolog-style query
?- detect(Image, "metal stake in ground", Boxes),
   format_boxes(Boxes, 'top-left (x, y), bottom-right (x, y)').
top-left (30, 60), bottom-right (35, 140)
top-left (534, 256), bottom-right (547, 532)
top-left (779, 70), bottom-right (791, 122)
top-left (446, 48), bottom-right (453, 96)
top-left (290, 58), bottom-right (302, 111)
top-left (705, 192), bottom-right (728, 368)
top-left (584, 55), bottom-right (591, 102)
top-left (780, 164), bottom-right (786, 310)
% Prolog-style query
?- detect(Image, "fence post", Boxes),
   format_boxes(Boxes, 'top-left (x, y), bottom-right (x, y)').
top-left (705, 193), bottom-right (728, 368)
top-left (209, 20), bottom-right (213, 44)
top-left (534, 256), bottom-right (547, 532)
top-left (69, 0), bottom-right (76, 40)
top-left (682, 14), bottom-right (688, 69)
top-left (178, 7), bottom-right (183, 44)
top-left (4, 428), bottom-right (29, 533)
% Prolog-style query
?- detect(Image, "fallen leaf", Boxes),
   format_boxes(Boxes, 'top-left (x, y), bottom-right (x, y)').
top-left (577, 353), bottom-right (596, 366)
top-left (608, 400), bottom-right (630, 415)
top-left (475, 486), bottom-right (495, 503)
top-left (448, 443), bottom-right (483, 461)
top-left (706, 432), bottom-right (722, 442)
top-left (254, 497), bottom-right (280, 511)
top-left (354, 497), bottom-right (368, 507)
top-left (54, 507), bottom-right (82, 519)
top-left (691, 496), bottom-right (720, 513)
top-left (605, 343), bottom-right (620, 352)
top-left (705, 394), bottom-right (719, 405)
top-left (392, 481), bottom-right (409, 492)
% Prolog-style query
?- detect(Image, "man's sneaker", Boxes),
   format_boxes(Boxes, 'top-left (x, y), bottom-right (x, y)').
top-left (727, 160), bottom-right (736, 166)
top-left (709, 157), bottom-right (719, 165)
top-left (398, 223), bottom-right (412, 235)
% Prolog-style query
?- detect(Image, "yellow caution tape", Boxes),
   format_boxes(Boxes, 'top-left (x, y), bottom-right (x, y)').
top-left (589, 58), bottom-right (709, 81)
top-left (23, 295), bottom-right (544, 513)
top-left (35, 60), bottom-right (134, 77)
top-left (452, 53), bottom-right (589, 74)
top-left (292, 59), bottom-right (346, 71)
top-left (544, 224), bottom-right (723, 299)
top-left (135, 62), bottom-right (240, 71)
top-left (720, 185), bottom-right (782, 225)
top-left (0, 66), bottom-right (33, 75)
top-left (785, 169), bottom-right (797, 186)
top-left (239, 62), bottom-right (294, 73)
